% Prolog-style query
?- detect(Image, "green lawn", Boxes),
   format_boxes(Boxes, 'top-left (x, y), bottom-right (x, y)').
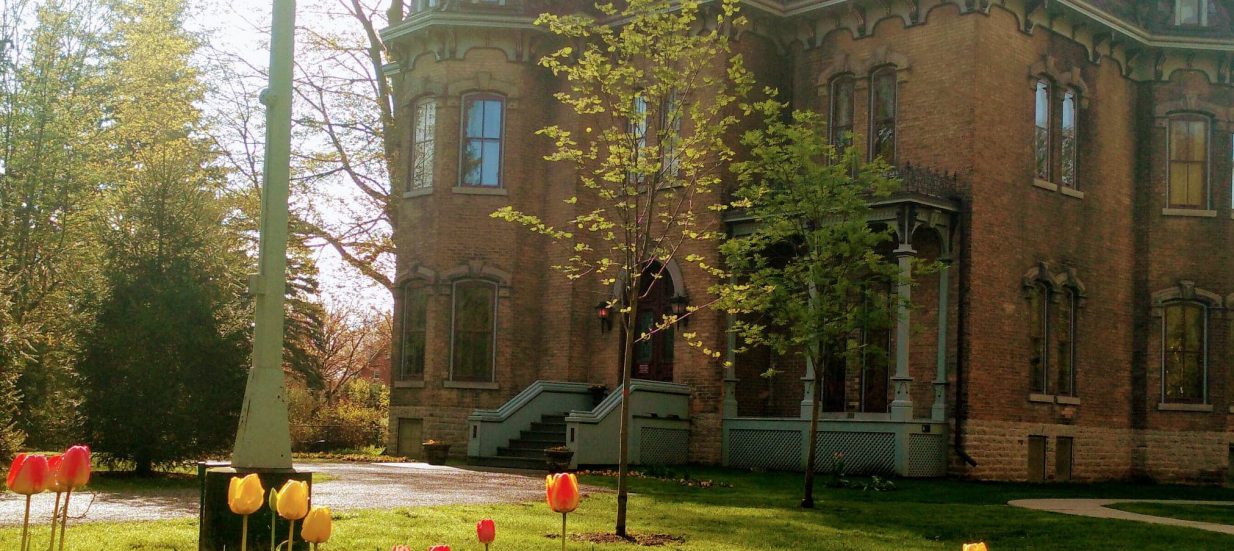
top-left (1107, 502), bottom-right (1234, 526)
top-left (4, 468), bottom-right (1234, 550)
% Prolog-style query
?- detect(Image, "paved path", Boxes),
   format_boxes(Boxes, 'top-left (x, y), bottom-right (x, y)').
top-left (0, 462), bottom-right (563, 526)
top-left (1009, 498), bottom-right (1234, 535)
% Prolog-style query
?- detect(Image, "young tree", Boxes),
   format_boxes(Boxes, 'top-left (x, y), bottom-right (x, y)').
top-left (718, 100), bottom-right (902, 508)
top-left (493, 0), bottom-right (751, 536)
top-left (76, 0), bottom-right (249, 473)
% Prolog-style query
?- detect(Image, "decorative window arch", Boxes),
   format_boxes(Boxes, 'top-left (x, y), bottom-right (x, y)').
top-left (460, 92), bottom-right (505, 188)
top-left (1022, 263), bottom-right (1086, 396)
top-left (1152, 281), bottom-right (1223, 405)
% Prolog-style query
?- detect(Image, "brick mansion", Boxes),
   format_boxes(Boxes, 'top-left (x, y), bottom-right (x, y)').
top-left (378, 0), bottom-right (1234, 483)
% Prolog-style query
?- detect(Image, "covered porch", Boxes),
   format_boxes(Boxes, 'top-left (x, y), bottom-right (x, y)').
top-left (721, 165), bottom-right (962, 477)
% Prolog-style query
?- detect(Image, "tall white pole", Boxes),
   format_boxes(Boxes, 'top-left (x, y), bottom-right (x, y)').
top-left (232, 0), bottom-right (297, 470)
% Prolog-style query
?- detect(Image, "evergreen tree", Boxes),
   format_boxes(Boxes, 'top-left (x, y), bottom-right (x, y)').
top-left (77, 0), bottom-right (248, 473)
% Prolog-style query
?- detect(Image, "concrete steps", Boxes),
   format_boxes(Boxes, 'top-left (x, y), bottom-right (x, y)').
top-left (468, 412), bottom-right (567, 471)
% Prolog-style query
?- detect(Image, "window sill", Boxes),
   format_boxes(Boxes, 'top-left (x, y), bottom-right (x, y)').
top-left (444, 381), bottom-right (499, 390)
top-left (393, 380), bottom-right (425, 389)
top-left (1060, 186), bottom-right (1084, 199)
top-left (1056, 395), bottom-right (1081, 405)
top-left (1161, 208), bottom-right (1217, 218)
top-left (1029, 393), bottom-right (1055, 404)
top-left (1032, 179), bottom-right (1058, 192)
top-left (453, 186), bottom-right (507, 196)
top-left (403, 188), bottom-right (433, 198)
top-left (1157, 403), bottom-right (1213, 412)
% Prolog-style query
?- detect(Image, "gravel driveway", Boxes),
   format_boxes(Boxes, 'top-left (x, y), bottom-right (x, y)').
top-left (0, 462), bottom-right (561, 526)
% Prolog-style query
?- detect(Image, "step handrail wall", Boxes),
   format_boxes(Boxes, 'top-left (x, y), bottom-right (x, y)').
top-left (466, 381), bottom-right (594, 457)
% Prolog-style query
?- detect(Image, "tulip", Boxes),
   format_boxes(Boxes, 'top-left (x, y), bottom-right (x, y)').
top-left (228, 474), bottom-right (265, 551)
top-left (963, 544), bottom-right (989, 551)
top-left (268, 487), bottom-right (280, 551)
top-left (46, 455), bottom-right (64, 551)
top-left (546, 473), bottom-right (580, 551)
top-left (7, 453), bottom-right (48, 551)
top-left (55, 445), bottom-right (89, 551)
top-left (229, 474), bottom-right (265, 515)
top-left (476, 518), bottom-right (495, 549)
top-left (427, 546), bottom-right (450, 551)
top-left (301, 506), bottom-right (332, 548)
top-left (276, 479), bottom-right (311, 549)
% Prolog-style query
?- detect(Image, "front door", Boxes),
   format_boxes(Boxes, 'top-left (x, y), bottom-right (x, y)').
top-left (396, 418), bottom-right (422, 459)
top-left (628, 263), bottom-right (675, 382)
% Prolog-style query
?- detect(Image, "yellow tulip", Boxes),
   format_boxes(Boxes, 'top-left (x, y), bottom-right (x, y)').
top-left (301, 507), bottom-right (332, 544)
top-left (276, 480), bottom-right (310, 520)
top-left (963, 543), bottom-right (989, 551)
top-left (228, 474), bottom-right (265, 516)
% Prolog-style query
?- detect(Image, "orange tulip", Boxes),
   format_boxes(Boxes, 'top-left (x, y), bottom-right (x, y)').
top-left (963, 544), bottom-right (989, 551)
top-left (476, 518), bottom-right (495, 545)
top-left (59, 446), bottom-right (90, 489)
top-left (545, 473), bottom-right (579, 513)
top-left (45, 455), bottom-right (66, 493)
top-left (6, 453), bottom-right (48, 495)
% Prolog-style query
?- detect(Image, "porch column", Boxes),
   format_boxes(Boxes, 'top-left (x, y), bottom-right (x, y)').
top-left (801, 356), bottom-right (817, 419)
top-left (890, 245), bottom-right (915, 421)
top-left (723, 310), bottom-right (739, 419)
top-left (932, 258), bottom-right (952, 422)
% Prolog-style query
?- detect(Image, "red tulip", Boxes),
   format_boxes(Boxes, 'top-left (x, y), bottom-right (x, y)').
top-left (60, 446), bottom-right (90, 489)
top-left (6, 453), bottom-right (48, 495)
top-left (476, 518), bottom-right (495, 544)
top-left (45, 455), bottom-right (66, 493)
top-left (545, 473), bottom-right (579, 513)
top-left (427, 546), bottom-right (450, 551)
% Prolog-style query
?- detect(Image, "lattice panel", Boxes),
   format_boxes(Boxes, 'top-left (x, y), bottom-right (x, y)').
top-left (813, 431), bottom-right (896, 475)
top-left (905, 433), bottom-right (948, 477)
top-left (727, 429), bottom-right (802, 471)
top-left (639, 427), bottom-right (690, 465)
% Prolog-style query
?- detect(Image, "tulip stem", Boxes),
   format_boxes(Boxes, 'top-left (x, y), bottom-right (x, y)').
top-left (271, 509), bottom-right (276, 551)
top-left (20, 494), bottom-right (30, 551)
top-left (289, 519), bottom-right (296, 550)
top-left (241, 515), bottom-right (249, 551)
top-left (48, 492), bottom-right (61, 551)
top-left (561, 512), bottom-right (567, 551)
top-left (59, 489), bottom-right (72, 551)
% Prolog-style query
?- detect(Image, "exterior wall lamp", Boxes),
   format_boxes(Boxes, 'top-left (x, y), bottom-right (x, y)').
top-left (596, 301), bottom-right (613, 332)
top-left (670, 295), bottom-right (690, 326)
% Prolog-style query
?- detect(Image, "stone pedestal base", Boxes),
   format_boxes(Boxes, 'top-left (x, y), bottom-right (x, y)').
top-left (199, 466), bottom-right (313, 551)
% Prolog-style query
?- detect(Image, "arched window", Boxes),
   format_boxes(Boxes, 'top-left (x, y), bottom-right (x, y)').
top-left (399, 284), bottom-right (428, 380)
top-left (409, 97), bottom-right (436, 192)
top-left (1162, 301), bottom-right (1206, 404)
top-left (1060, 90), bottom-right (1078, 188)
top-left (451, 280), bottom-right (497, 382)
top-left (1034, 79), bottom-right (1051, 181)
top-left (829, 75), bottom-right (854, 151)
top-left (1168, 114), bottom-right (1210, 209)
top-left (1028, 282), bottom-right (1051, 394)
top-left (460, 94), bottom-right (505, 187)
top-left (1055, 288), bottom-right (1077, 396)
top-left (869, 67), bottom-right (897, 163)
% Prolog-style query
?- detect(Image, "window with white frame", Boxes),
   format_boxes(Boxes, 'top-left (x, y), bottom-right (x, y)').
top-left (1175, 0), bottom-right (1208, 26)
top-left (460, 94), bottom-right (504, 187)
top-left (1167, 114), bottom-right (1210, 209)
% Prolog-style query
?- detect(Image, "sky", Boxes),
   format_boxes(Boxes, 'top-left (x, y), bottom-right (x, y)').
top-left (189, 0), bottom-right (394, 317)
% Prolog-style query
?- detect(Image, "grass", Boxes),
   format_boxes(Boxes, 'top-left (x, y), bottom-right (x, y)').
top-left (1107, 502), bottom-right (1234, 525)
top-left (4, 468), bottom-right (1234, 550)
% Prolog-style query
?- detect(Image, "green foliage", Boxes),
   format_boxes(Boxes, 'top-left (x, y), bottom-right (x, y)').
top-left (718, 99), bottom-right (902, 375)
top-left (289, 379), bottom-right (388, 451)
top-left (75, 0), bottom-right (250, 473)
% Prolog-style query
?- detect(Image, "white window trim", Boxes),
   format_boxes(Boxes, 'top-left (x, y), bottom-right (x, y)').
top-left (1175, 0), bottom-right (1209, 26)
top-left (1166, 114), bottom-right (1213, 210)
top-left (449, 279), bottom-right (499, 383)
top-left (457, 93), bottom-right (506, 189)
top-left (409, 97), bottom-right (436, 192)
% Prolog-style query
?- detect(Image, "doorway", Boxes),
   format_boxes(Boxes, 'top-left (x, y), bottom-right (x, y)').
top-left (627, 262), bottom-right (676, 382)
top-left (396, 418), bottom-right (423, 459)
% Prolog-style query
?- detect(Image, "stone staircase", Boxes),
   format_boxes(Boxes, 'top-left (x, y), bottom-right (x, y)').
top-left (468, 413), bottom-right (566, 470)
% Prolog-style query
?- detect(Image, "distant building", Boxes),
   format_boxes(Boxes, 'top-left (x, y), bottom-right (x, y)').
top-left (380, 0), bottom-right (1234, 482)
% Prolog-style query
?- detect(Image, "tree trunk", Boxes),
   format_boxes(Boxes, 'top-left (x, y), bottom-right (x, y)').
top-left (135, 456), bottom-right (153, 477)
top-left (801, 348), bottom-right (825, 508)
top-left (614, 286), bottom-right (639, 538)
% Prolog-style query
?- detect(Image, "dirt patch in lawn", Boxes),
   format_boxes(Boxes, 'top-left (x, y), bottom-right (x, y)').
top-left (546, 532), bottom-right (686, 546)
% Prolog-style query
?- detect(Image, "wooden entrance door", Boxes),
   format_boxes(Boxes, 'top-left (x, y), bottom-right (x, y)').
top-left (629, 263), bottom-right (675, 382)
